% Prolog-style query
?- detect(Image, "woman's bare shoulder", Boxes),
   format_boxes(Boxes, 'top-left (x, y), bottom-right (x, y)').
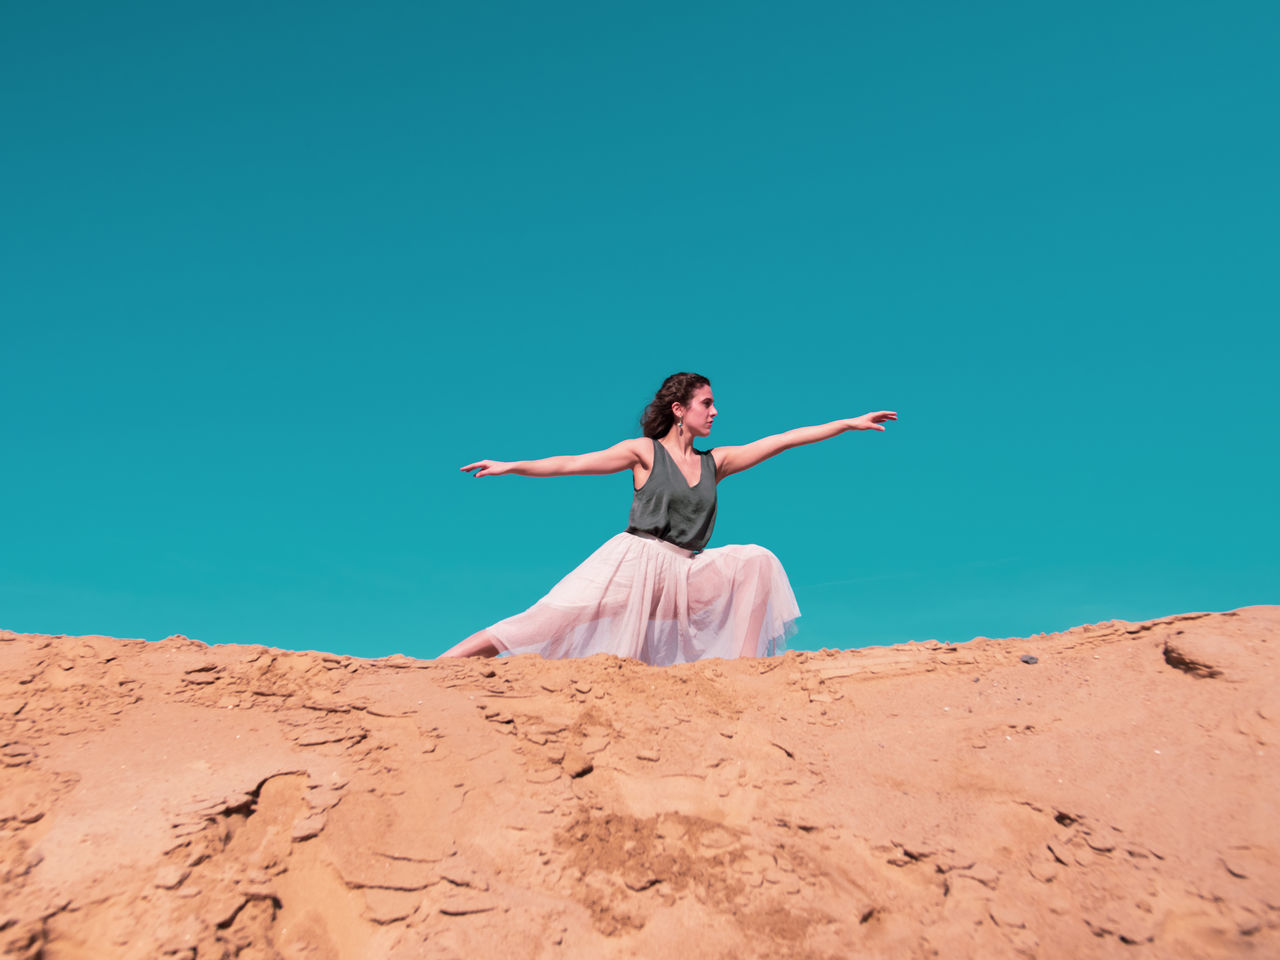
top-left (625, 436), bottom-right (655, 465)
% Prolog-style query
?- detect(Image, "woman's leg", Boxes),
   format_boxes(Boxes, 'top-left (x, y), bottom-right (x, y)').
top-left (688, 543), bottom-right (799, 661)
top-left (438, 629), bottom-right (502, 658)
top-left (739, 591), bottom-right (770, 658)
top-left (736, 549), bottom-right (777, 658)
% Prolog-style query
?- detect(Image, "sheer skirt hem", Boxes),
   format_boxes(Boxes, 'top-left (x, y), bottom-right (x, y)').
top-left (485, 532), bottom-right (801, 665)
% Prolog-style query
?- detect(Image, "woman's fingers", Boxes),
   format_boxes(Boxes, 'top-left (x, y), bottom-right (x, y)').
top-left (850, 411), bottom-right (897, 431)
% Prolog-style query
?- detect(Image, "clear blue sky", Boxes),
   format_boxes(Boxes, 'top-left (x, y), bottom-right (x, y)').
top-left (4, 2), bottom-right (1277, 658)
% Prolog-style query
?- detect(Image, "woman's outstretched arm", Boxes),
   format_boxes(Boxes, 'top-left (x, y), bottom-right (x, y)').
top-left (461, 438), bottom-right (648, 478)
top-left (713, 411), bottom-right (897, 480)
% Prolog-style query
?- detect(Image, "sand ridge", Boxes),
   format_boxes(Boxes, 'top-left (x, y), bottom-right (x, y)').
top-left (1, 606), bottom-right (1277, 958)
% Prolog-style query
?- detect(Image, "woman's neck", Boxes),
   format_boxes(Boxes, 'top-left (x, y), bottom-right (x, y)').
top-left (660, 428), bottom-right (696, 458)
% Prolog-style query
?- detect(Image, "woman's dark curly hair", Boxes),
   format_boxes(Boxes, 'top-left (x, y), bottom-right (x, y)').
top-left (639, 372), bottom-right (711, 440)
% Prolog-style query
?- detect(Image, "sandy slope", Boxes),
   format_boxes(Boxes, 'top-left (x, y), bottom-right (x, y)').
top-left (1, 607), bottom-right (1277, 959)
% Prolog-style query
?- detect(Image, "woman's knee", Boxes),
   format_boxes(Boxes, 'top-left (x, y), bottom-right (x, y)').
top-left (737, 544), bottom-right (780, 579)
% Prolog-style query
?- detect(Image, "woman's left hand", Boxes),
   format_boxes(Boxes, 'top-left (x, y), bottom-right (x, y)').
top-left (848, 411), bottom-right (898, 431)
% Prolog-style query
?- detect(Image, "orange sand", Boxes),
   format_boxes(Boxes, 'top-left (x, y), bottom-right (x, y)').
top-left (2, 606), bottom-right (1276, 958)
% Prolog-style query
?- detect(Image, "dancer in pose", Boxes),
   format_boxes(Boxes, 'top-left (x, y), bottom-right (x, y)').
top-left (441, 372), bottom-right (896, 663)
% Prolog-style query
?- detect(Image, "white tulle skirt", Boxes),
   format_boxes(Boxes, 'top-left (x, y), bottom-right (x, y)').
top-left (487, 531), bottom-right (800, 664)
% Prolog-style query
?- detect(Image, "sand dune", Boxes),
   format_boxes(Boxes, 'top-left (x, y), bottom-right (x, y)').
top-left (2, 607), bottom-right (1277, 958)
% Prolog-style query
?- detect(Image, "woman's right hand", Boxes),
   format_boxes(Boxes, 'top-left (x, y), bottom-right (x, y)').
top-left (460, 460), bottom-right (512, 477)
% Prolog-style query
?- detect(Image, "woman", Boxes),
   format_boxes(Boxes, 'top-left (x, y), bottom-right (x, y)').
top-left (441, 372), bottom-right (896, 662)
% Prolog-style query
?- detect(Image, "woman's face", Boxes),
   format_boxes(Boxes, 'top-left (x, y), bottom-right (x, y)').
top-left (677, 385), bottom-right (717, 438)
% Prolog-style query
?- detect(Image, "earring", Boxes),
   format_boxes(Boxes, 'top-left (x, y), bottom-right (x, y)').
top-left (678, 418), bottom-right (683, 436)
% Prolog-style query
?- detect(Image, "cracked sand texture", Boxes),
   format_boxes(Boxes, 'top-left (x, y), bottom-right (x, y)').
top-left (1, 606), bottom-right (1277, 959)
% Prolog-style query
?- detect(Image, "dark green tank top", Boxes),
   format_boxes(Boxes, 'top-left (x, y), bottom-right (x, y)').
top-left (626, 439), bottom-right (718, 552)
